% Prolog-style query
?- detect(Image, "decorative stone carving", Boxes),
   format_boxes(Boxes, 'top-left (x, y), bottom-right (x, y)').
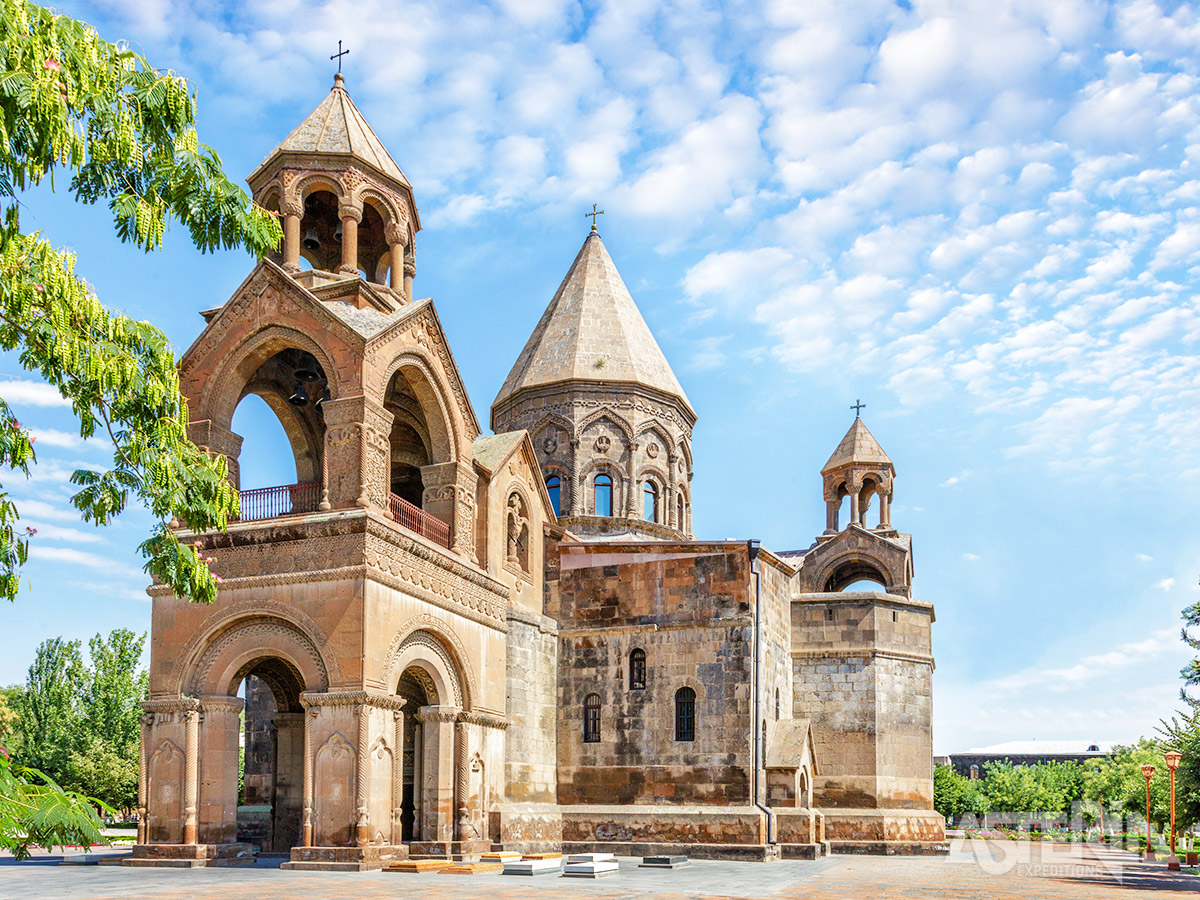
top-left (594, 435), bottom-right (611, 454)
top-left (647, 442), bottom-right (660, 459)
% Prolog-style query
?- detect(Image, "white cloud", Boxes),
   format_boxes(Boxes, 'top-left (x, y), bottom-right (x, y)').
top-left (22, 521), bottom-right (103, 544)
top-left (1157, 577), bottom-right (1176, 591)
top-left (27, 546), bottom-right (144, 581)
top-left (29, 428), bottom-right (84, 450)
top-left (1136, 553), bottom-right (1154, 562)
top-left (0, 379), bottom-right (70, 407)
top-left (963, 552), bottom-right (981, 561)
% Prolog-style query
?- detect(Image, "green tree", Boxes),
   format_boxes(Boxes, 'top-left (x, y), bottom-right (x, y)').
top-left (16, 637), bottom-right (83, 784)
top-left (982, 759), bottom-right (1087, 820)
top-left (0, 0), bottom-right (282, 606)
top-left (1089, 739), bottom-right (1171, 833)
top-left (80, 629), bottom-right (145, 749)
top-left (0, 749), bottom-right (105, 860)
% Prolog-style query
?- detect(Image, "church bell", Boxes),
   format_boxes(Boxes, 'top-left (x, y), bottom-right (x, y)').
top-left (302, 226), bottom-right (320, 251)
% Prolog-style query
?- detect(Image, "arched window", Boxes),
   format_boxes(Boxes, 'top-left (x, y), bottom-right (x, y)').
top-left (546, 475), bottom-right (561, 516)
top-left (594, 474), bottom-right (612, 517)
top-left (775, 688), bottom-right (781, 719)
top-left (583, 693), bottom-right (601, 743)
top-left (643, 482), bottom-right (658, 522)
top-left (629, 649), bottom-right (646, 690)
top-left (676, 494), bottom-right (684, 530)
top-left (675, 687), bottom-right (695, 742)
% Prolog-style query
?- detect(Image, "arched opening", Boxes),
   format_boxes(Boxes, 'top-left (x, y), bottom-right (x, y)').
top-left (676, 493), bottom-right (685, 531)
top-left (230, 348), bottom-right (330, 518)
top-left (858, 478), bottom-right (879, 528)
top-left (594, 474), bottom-right (613, 517)
top-left (235, 657), bottom-right (305, 856)
top-left (583, 693), bottom-right (601, 743)
top-left (629, 648), bottom-right (646, 690)
top-left (396, 667), bottom-right (437, 843)
top-left (546, 475), bottom-right (561, 517)
top-left (385, 369), bottom-right (438, 508)
top-left (643, 481), bottom-right (659, 523)
top-left (298, 190), bottom-right (342, 273)
top-left (824, 559), bottom-right (889, 593)
top-left (358, 200), bottom-right (389, 285)
top-left (675, 687), bottom-right (696, 742)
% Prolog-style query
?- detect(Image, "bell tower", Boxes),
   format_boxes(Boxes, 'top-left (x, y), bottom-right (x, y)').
top-left (247, 72), bottom-right (420, 299)
top-left (820, 414), bottom-right (896, 535)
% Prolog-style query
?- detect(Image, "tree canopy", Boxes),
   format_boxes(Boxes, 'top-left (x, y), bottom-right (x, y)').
top-left (0, 0), bottom-right (281, 605)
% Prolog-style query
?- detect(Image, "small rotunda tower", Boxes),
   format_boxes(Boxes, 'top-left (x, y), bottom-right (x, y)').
top-left (491, 225), bottom-right (696, 539)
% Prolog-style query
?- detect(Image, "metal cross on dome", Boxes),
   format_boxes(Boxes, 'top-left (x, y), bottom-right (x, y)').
top-left (851, 399), bottom-right (866, 418)
top-left (331, 41), bottom-right (349, 74)
top-left (585, 204), bottom-right (605, 230)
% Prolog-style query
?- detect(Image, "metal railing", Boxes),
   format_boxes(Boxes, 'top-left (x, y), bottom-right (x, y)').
top-left (235, 481), bottom-right (322, 522)
top-left (389, 492), bottom-right (451, 549)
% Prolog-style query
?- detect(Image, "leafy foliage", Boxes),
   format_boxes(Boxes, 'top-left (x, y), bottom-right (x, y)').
top-left (933, 763), bottom-right (990, 822)
top-left (0, 0), bottom-right (283, 604)
top-left (0, 750), bottom-right (107, 860)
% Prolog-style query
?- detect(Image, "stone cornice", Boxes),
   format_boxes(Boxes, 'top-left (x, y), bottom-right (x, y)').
top-left (493, 382), bottom-right (696, 432)
top-left (141, 696), bottom-right (200, 715)
top-left (300, 689), bottom-right (408, 711)
top-left (791, 647), bottom-right (935, 668)
top-left (416, 706), bottom-right (461, 723)
top-left (458, 710), bottom-right (509, 730)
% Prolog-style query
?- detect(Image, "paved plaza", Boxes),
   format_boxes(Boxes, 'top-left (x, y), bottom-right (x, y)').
top-left (2, 842), bottom-right (1199, 900)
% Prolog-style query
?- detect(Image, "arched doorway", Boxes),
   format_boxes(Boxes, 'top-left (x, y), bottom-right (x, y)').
top-left (395, 667), bottom-right (434, 843)
top-left (235, 658), bottom-right (305, 855)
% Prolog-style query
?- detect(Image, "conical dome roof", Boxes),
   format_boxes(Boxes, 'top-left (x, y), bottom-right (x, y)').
top-left (493, 231), bottom-right (692, 413)
top-left (250, 74), bottom-right (411, 189)
top-left (822, 418), bottom-right (893, 474)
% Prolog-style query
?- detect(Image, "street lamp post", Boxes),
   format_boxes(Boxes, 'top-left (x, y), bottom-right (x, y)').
top-left (1142, 764), bottom-right (1157, 862)
top-left (1165, 751), bottom-right (1182, 871)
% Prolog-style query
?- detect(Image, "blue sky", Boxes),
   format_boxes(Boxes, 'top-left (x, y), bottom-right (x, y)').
top-left (4, 0), bottom-right (1200, 754)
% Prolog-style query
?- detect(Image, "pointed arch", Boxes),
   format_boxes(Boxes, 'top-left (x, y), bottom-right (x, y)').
top-left (578, 408), bottom-right (634, 443)
top-left (380, 350), bottom-right (466, 464)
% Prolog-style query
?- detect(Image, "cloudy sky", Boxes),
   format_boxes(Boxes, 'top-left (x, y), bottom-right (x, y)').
top-left (4, 0), bottom-right (1200, 753)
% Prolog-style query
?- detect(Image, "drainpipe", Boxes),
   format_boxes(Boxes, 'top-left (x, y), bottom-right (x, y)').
top-left (749, 539), bottom-right (776, 845)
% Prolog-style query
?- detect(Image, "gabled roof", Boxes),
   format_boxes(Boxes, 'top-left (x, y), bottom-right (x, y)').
top-left (766, 719), bottom-right (819, 775)
top-left (472, 432), bottom-right (526, 476)
top-left (821, 418), bottom-right (893, 474)
top-left (493, 231), bottom-right (692, 415)
top-left (250, 74), bottom-right (411, 189)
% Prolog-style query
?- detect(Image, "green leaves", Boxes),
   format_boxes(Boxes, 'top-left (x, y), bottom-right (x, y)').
top-left (0, 753), bottom-right (108, 860)
top-left (0, 0), bottom-right (269, 604)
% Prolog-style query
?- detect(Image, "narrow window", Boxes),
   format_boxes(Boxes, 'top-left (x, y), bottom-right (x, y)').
top-left (675, 687), bottom-right (696, 742)
top-left (825, 608), bottom-right (834, 621)
top-left (594, 474), bottom-right (612, 517)
top-left (676, 495), bottom-right (684, 529)
top-left (546, 475), bottom-right (561, 516)
top-left (629, 648), bottom-right (646, 690)
top-left (775, 688), bottom-right (781, 719)
top-left (643, 482), bottom-right (658, 522)
top-left (583, 693), bottom-right (601, 743)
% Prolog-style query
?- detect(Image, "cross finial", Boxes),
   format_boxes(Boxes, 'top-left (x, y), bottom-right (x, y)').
top-left (331, 41), bottom-right (349, 75)
top-left (584, 203), bottom-right (605, 231)
top-left (851, 399), bottom-right (866, 418)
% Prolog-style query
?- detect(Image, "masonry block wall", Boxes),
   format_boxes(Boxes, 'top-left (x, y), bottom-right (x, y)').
top-left (549, 543), bottom-right (756, 806)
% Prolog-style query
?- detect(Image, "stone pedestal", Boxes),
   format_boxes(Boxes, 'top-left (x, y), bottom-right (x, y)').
top-left (122, 842), bottom-right (255, 868)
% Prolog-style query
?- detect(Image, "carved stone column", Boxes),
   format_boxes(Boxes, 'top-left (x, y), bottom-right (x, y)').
top-left (355, 703), bottom-right (370, 847)
top-left (281, 200), bottom-right (302, 271)
top-left (624, 440), bottom-right (639, 518)
top-left (455, 720), bottom-right (470, 842)
top-left (320, 396), bottom-right (393, 511)
top-left (568, 437), bottom-right (581, 516)
top-left (187, 420), bottom-right (244, 491)
top-left (880, 490), bottom-right (892, 529)
top-left (183, 708), bottom-right (200, 845)
top-left (420, 461), bottom-right (476, 559)
top-left (302, 707), bottom-right (315, 847)
top-left (403, 253), bottom-right (415, 302)
top-left (338, 204), bottom-right (362, 275)
top-left (385, 222), bottom-right (408, 294)
top-left (137, 713), bottom-right (150, 844)
top-left (391, 709), bottom-right (405, 845)
top-left (416, 706), bottom-right (458, 844)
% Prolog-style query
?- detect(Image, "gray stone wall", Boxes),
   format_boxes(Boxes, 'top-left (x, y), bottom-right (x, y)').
top-left (505, 606), bottom-right (559, 802)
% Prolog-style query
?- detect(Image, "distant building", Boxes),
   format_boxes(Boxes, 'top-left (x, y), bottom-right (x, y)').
top-left (948, 741), bottom-right (1112, 779)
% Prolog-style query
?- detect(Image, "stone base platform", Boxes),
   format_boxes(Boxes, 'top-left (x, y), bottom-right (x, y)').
top-left (281, 844), bottom-right (404, 871)
top-left (385, 859), bottom-right (446, 874)
top-left (439, 862), bottom-right (504, 875)
top-left (123, 843), bottom-right (256, 868)
top-left (409, 839), bottom-right (492, 861)
top-left (821, 808), bottom-right (948, 856)
top-left (778, 842), bottom-right (828, 860)
top-left (563, 841), bottom-right (781, 862)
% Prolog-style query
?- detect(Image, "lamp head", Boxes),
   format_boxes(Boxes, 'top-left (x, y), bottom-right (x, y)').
top-left (1165, 751), bottom-right (1183, 771)
top-left (1142, 763), bottom-right (1157, 780)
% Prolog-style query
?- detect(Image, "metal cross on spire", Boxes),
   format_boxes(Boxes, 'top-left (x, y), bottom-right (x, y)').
top-left (851, 399), bottom-right (866, 418)
top-left (585, 204), bottom-right (605, 231)
top-left (331, 41), bottom-right (349, 75)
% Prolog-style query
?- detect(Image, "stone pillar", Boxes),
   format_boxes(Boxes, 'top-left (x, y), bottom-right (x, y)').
top-left (183, 708), bottom-right (200, 845)
top-left (384, 222), bottom-right (408, 294)
top-left (625, 440), bottom-right (638, 518)
top-left (355, 703), bottom-right (370, 847)
top-left (568, 439), bottom-right (582, 516)
top-left (825, 498), bottom-right (839, 533)
top-left (197, 695), bottom-right (244, 845)
top-left (455, 720), bottom-right (470, 842)
top-left (137, 713), bottom-right (150, 844)
top-left (880, 491), bottom-right (892, 528)
top-left (417, 706), bottom-right (458, 843)
top-left (403, 254), bottom-right (415, 302)
top-left (282, 202), bottom-right (301, 271)
top-left (421, 461), bottom-right (476, 559)
top-left (302, 707), bottom-right (315, 847)
top-left (272, 712), bottom-right (304, 852)
top-left (320, 396), bottom-right (393, 511)
top-left (338, 204), bottom-right (362, 275)
top-left (187, 420), bottom-right (244, 491)
top-left (848, 490), bottom-right (860, 527)
top-left (391, 710), bottom-right (405, 845)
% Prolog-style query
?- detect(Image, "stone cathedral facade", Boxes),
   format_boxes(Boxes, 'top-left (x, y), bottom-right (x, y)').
top-left (128, 76), bottom-right (946, 870)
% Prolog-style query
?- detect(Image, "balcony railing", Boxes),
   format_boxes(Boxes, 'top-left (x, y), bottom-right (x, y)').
top-left (389, 492), bottom-right (451, 549)
top-left (234, 481), bottom-right (322, 522)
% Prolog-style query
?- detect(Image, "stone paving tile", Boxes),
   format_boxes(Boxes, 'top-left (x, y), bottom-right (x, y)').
top-left (2, 843), bottom-right (1198, 900)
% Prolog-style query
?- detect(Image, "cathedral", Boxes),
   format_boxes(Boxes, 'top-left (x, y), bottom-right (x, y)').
top-left (128, 74), bottom-right (946, 869)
